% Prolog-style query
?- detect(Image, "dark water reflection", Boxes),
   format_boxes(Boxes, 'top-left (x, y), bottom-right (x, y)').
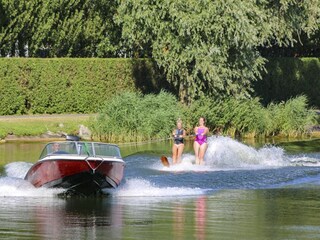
top-left (277, 138), bottom-right (320, 154)
top-left (1, 189), bottom-right (319, 240)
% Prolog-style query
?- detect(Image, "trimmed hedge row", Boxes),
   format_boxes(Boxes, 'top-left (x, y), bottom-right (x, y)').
top-left (255, 57), bottom-right (320, 108)
top-left (0, 57), bottom-right (319, 115)
top-left (0, 58), bottom-right (163, 114)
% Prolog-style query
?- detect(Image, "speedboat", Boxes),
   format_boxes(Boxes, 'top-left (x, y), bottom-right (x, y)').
top-left (24, 137), bottom-right (125, 196)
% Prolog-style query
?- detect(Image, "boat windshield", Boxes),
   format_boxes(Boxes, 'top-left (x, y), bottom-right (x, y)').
top-left (39, 142), bottom-right (121, 159)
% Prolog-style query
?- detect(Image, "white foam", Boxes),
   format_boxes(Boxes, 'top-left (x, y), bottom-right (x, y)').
top-left (204, 136), bottom-right (288, 169)
top-left (152, 136), bottom-right (290, 172)
top-left (111, 178), bottom-right (206, 197)
top-left (5, 162), bottom-right (33, 179)
top-left (289, 156), bottom-right (320, 166)
top-left (0, 177), bottom-right (64, 197)
top-left (155, 153), bottom-right (213, 172)
top-left (2, 161), bottom-right (64, 197)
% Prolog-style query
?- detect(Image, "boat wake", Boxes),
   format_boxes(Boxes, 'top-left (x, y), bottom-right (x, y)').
top-left (0, 162), bottom-right (64, 197)
top-left (288, 154), bottom-right (320, 167)
top-left (5, 161), bottom-right (33, 178)
top-left (3, 162), bottom-right (207, 198)
top-left (154, 136), bottom-right (320, 172)
top-left (205, 136), bottom-right (288, 169)
top-left (2, 137), bottom-right (320, 197)
top-left (109, 178), bottom-right (207, 197)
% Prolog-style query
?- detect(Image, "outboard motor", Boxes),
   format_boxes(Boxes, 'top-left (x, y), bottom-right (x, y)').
top-left (66, 135), bottom-right (80, 141)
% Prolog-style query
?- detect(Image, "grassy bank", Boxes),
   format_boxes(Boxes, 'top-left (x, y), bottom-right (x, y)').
top-left (0, 95), bottom-right (319, 143)
top-left (91, 92), bottom-right (319, 143)
top-left (0, 114), bottom-right (91, 140)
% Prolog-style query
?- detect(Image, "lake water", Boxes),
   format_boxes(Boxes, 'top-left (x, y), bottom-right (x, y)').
top-left (0, 136), bottom-right (320, 239)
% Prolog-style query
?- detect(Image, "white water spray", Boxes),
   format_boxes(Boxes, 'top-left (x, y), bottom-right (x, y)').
top-left (154, 136), bottom-right (319, 172)
top-left (205, 136), bottom-right (288, 169)
top-left (5, 162), bottom-right (33, 179)
top-left (111, 178), bottom-right (206, 197)
top-left (0, 162), bottom-right (64, 197)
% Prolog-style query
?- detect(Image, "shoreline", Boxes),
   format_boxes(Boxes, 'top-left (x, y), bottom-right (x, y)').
top-left (2, 134), bottom-right (65, 143)
top-left (1, 132), bottom-right (320, 144)
top-left (1, 114), bottom-right (319, 143)
top-left (0, 113), bottom-right (93, 142)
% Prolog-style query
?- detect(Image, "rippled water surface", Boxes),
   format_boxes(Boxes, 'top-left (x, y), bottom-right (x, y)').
top-left (0, 137), bottom-right (320, 239)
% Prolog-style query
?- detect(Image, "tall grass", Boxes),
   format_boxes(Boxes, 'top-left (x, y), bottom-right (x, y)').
top-left (183, 95), bottom-right (317, 138)
top-left (91, 92), bottom-right (318, 142)
top-left (266, 96), bottom-right (316, 136)
top-left (91, 91), bottom-right (182, 142)
top-left (218, 98), bottom-right (268, 137)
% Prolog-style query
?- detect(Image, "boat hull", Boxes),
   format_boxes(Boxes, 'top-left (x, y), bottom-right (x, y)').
top-left (24, 158), bottom-right (125, 196)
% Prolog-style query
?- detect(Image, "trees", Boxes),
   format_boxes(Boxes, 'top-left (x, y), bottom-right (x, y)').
top-left (1, 0), bottom-right (319, 102)
top-left (0, 0), bottom-right (120, 57)
top-left (116, 0), bottom-right (320, 102)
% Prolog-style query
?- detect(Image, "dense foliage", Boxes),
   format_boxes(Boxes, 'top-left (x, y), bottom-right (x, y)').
top-left (0, 57), bottom-right (319, 116)
top-left (117, 0), bottom-right (320, 102)
top-left (182, 95), bottom-right (316, 138)
top-left (0, 58), bottom-right (161, 114)
top-left (92, 92), bottom-right (317, 142)
top-left (1, 0), bottom-right (319, 103)
top-left (254, 57), bottom-right (320, 108)
top-left (91, 91), bottom-right (181, 142)
top-left (0, 0), bottom-right (120, 57)
top-left (266, 96), bottom-right (316, 136)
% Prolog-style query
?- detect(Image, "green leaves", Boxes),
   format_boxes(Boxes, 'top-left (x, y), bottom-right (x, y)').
top-left (117, 0), bottom-right (320, 102)
top-left (1, 0), bottom-right (319, 103)
top-left (266, 96), bottom-right (316, 136)
top-left (0, 60), bottom-right (26, 114)
top-left (91, 92), bottom-right (317, 142)
top-left (0, 0), bottom-right (121, 57)
top-left (92, 91), bottom-right (181, 142)
top-left (255, 57), bottom-right (320, 108)
top-left (0, 58), bottom-right (159, 114)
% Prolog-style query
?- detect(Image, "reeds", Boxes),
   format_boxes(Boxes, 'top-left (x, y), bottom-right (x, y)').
top-left (91, 91), bottom-right (181, 142)
top-left (91, 92), bottom-right (318, 142)
top-left (265, 95), bottom-right (316, 137)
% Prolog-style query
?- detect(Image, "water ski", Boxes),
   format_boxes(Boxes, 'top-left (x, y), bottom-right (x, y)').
top-left (160, 155), bottom-right (170, 167)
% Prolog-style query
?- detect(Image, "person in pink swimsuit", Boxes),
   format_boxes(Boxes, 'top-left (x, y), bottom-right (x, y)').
top-left (193, 117), bottom-right (209, 165)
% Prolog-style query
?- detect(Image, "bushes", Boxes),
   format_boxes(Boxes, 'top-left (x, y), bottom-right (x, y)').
top-left (0, 76), bottom-right (26, 115)
top-left (0, 62), bottom-right (26, 114)
top-left (216, 96), bottom-right (314, 137)
top-left (1, 57), bottom-right (319, 115)
top-left (0, 58), bottom-right (161, 114)
top-left (179, 97), bottom-right (269, 137)
top-left (218, 98), bottom-right (268, 137)
top-left (184, 95), bottom-right (317, 138)
top-left (92, 92), bottom-right (317, 142)
top-left (91, 91), bottom-right (181, 142)
top-left (255, 57), bottom-right (320, 108)
top-left (266, 96), bottom-right (316, 136)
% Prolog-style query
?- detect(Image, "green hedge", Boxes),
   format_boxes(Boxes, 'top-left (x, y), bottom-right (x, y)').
top-left (1, 57), bottom-right (319, 116)
top-left (0, 58), bottom-right (164, 114)
top-left (255, 57), bottom-right (320, 108)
